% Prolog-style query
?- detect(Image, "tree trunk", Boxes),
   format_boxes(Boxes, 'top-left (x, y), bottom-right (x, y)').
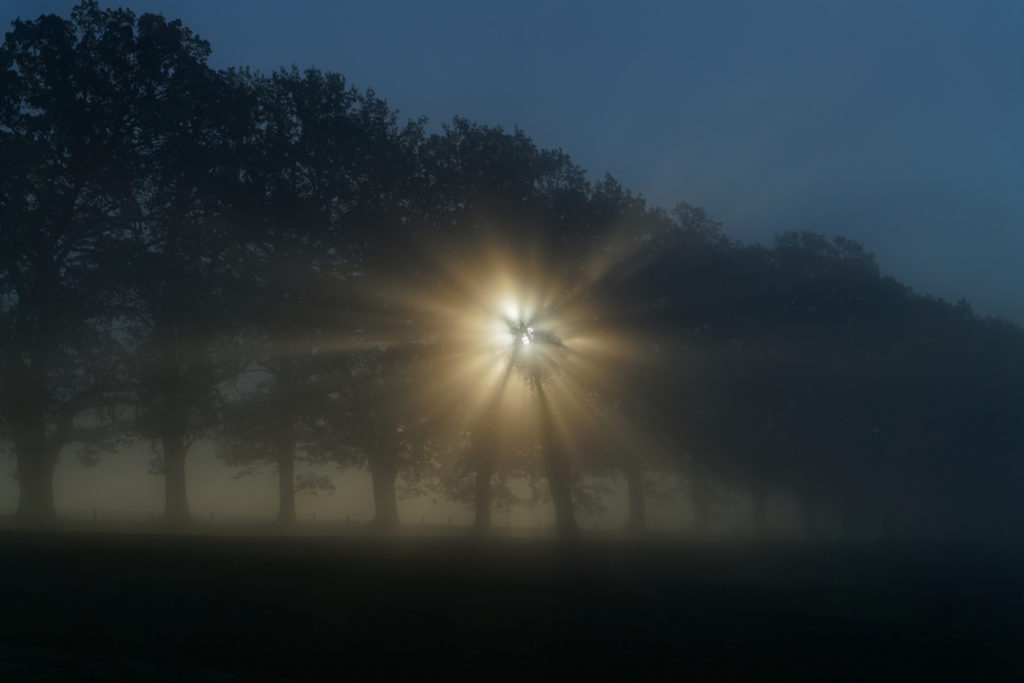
top-left (13, 383), bottom-right (58, 527)
top-left (369, 452), bottom-right (400, 529)
top-left (162, 429), bottom-right (191, 527)
top-left (155, 340), bottom-right (191, 528)
top-left (275, 415), bottom-right (296, 525)
top-left (750, 480), bottom-right (768, 537)
top-left (271, 359), bottom-right (298, 525)
top-left (474, 449), bottom-right (493, 533)
top-left (545, 446), bottom-right (577, 538)
top-left (535, 377), bottom-right (577, 539)
top-left (623, 457), bottom-right (646, 534)
top-left (475, 366), bottom-right (512, 534)
top-left (15, 443), bottom-right (57, 527)
top-left (277, 445), bottom-right (296, 525)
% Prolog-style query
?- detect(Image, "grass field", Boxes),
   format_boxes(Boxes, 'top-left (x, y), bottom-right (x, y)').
top-left (1, 529), bottom-right (1022, 681)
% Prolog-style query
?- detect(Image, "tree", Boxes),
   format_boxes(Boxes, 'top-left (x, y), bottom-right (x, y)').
top-left (0, 2), bottom-right (210, 524)
top-left (218, 67), bottom-right (423, 524)
top-left (115, 32), bottom-right (252, 527)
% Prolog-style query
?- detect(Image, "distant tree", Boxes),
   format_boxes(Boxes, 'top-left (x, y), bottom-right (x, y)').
top-left (319, 332), bottom-right (435, 528)
top-left (573, 388), bottom-right (651, 533)
top-left (216, 356), bottom-right (351, 513)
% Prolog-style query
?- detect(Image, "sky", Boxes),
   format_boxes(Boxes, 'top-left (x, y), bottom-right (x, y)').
top-left (6, 0), bottom-right (1023, 322)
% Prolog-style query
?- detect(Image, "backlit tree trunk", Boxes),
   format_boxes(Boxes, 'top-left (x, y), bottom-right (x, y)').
top-left (272, 360), bottom-right (297, 524)
top-left (623, 457), bottom-right (646, 534)
top-left (369, 451), bottom-right (400, 528)
top-left (474, 449), bottom-right (494, 532)
top-left (161, 422), bottom-right (191, 527)
top-left (12, 375), bottom-right (58, 526)
top-left (535, 376), bottom-right (577, 539)
top-left (156, 338), bottom-right (191, 527)
top-left (277, 444), bottom-right (296, 525)
top-left (545, 446), bottom-right (576, 538)
top-left (474, 367), bottom-right (511, 534)
top-left (15, 440), bottom-right (58, 527)
top-left (275, 416), bottom-right (296, 525)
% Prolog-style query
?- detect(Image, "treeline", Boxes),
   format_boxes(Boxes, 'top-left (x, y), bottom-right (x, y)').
top-left (2, 3), bottom-right (1022, 538)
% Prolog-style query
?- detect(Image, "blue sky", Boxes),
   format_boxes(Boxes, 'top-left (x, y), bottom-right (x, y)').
top-left (7, 0), bottom-right (1024, 321)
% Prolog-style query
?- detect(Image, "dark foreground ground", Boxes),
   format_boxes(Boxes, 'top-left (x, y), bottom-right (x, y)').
top-left (1, 529), bottom-right (1022, 681)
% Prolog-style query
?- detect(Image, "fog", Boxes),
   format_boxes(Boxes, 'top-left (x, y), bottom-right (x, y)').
top-left (3, 2), bottom-right (1024, 679)
top-left (2, 447), bottom-right (817, 535)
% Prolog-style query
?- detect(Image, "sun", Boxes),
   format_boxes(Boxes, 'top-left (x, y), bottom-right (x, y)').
top-left (511, 319), bottom-right (534, 346)
top-left (334, 227), bottom-right (658, 475)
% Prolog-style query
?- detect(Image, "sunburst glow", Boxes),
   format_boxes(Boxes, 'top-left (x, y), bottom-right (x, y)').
top-left (336, 228), bottom-right (662, 494)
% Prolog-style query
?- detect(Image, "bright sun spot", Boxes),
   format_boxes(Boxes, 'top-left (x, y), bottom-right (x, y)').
top-left (511, 319), bottom-right (534, 347)
top-left (349, 231), bottom-right (650, 462)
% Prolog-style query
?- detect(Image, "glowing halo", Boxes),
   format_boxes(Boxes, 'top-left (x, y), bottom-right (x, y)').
top-left (334, 227), bottom-right (661, 494)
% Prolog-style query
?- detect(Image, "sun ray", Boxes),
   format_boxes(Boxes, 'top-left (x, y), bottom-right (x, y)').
top-left (327, 222), bottom-right (665, 486)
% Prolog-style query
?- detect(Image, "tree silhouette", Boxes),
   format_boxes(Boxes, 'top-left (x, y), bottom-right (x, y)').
top-left (117, 43), bottom-right (251, 528)
top-left (216, 67), bottom-right (422, 523)
top-left (1, 2), bottom-right (210, 524)
top-left (4, 1), bottom-right (1024, 540)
